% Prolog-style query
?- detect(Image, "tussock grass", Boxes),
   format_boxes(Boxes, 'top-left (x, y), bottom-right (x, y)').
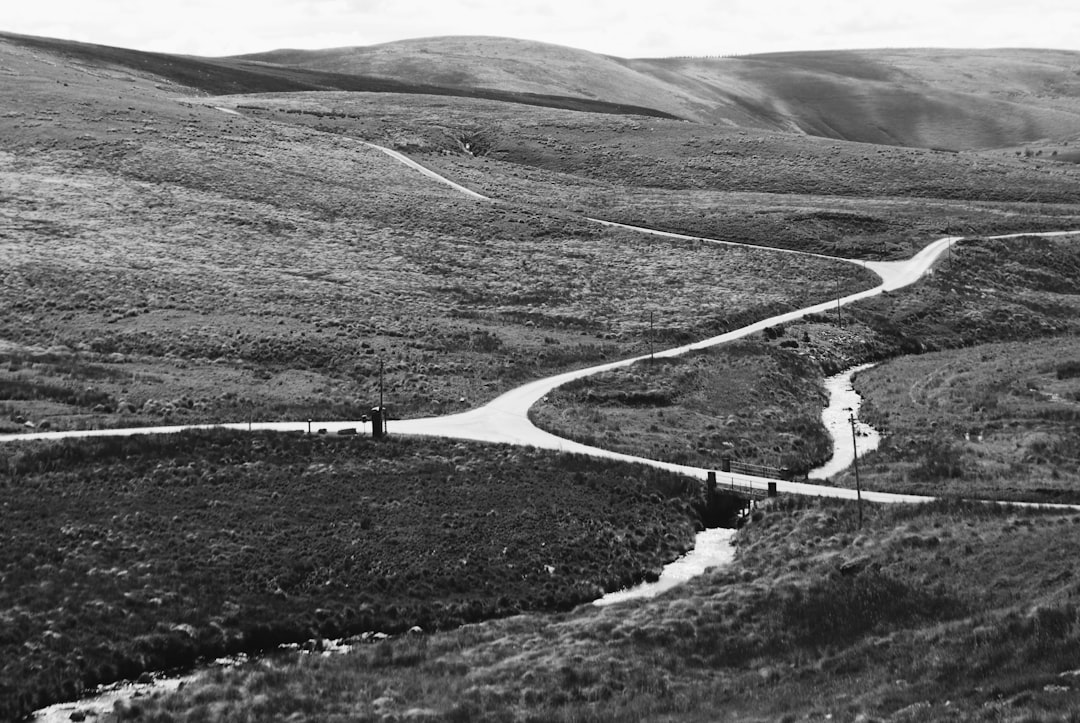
top-left (127, 498), bottom-right (1080, 721)
top-left (530, 339), bottom-right (832, 474)
top-left (0, 430), bottom-right (701, 720)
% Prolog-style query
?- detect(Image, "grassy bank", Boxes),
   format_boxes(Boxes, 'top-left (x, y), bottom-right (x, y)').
top-left (125, 498), bottom-right (1080, 722)
top-left (849, 336), bottom-right (1080, 503)
top-left (0, 430), bottom-right (702, 720)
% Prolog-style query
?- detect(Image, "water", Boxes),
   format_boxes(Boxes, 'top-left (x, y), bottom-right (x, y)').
top-left (28, 370), bottom-right (882, 715)
top-left (593, 527), bottom-right (737, 606)
top-left (32, 677), bottom-right (190, 722)
top-left (809, 363), bottom-right (881, 480)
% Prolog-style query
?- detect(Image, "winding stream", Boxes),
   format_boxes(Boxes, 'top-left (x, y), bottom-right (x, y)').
top-left (592, 361), bottom-right (884, 607)
top-left (15, 126), bottom-right (1080, 718)
top-left (809, 363), bottom-right (881, 480)
top-left (31, 363), bottom-right (884, 719)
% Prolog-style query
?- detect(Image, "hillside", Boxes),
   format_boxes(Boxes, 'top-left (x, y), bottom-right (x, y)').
top-left (241, 37), bottom-right (1080, 149)
top-left (4, 27), bottom-right (1080, 722)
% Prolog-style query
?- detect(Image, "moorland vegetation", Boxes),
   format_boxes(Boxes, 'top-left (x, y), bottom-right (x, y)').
top-left (125, 498), bottom-right (1080, 722)
top-left (0, 430), bottom-right (701, 719)
top-left (3, 28), bottom-right (1080, 722)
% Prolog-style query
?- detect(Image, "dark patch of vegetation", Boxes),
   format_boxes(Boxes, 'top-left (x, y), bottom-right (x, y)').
top-left (0, 430), bottom-right (701, 720)
top-left (1057, 360), bottom-right (1080, 380)
top-left (128, 498), bottom-right (1080, 722)
top-left (0, 379), bottom-right (113, 409)
top-left (779, 569), bottom-right (965, 646)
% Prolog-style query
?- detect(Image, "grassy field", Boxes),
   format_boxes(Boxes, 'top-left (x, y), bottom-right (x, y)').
top-left (530, 340), bottom-right (832, 474)
top-left (0, 430), bottom-right (702, 720)
top-left (209, 92), bottom-right (1080, 258)
top-left (851, 336), bottom-right (1080, 503)
top-left (6, 30), bottom-right (1080, 723)
top-left (530, 233), bottom-right (1080, 492)
top-left (123, 498), bottom-right (1080, 722)
top-left (1, 38), bottom-right (881, 433)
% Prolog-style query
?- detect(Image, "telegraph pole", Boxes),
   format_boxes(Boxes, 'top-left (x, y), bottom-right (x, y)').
top-left (835, 276), bottom-right (843, 329)
top-left (850, 414), bottom-right (863, 528)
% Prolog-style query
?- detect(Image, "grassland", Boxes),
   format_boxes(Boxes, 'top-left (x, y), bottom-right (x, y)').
top-left (239, 39), bottom-right (1080, 150)
top-left (1, 38), bottom-right (881, 434)
top-left (851, 336), bottom-right (1080, 503)
top-left (530, 340), bottom-right (832, 474)
top-left (6, 30), bottom-right (1080, 723)
top-left (530, 233), bottom-right (1080, 492)
top-left (123, 498), bottom-right (1080, 722)
top-left (0, 430), bottom-right (702, 720)
top-left (209, 92), bottom-right (1080, 259)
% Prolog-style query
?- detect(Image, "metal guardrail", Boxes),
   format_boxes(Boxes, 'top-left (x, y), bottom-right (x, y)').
top-left (718, 455), bottom-right (793, 481)
top-left (706, 470), bottom-right (775, 500)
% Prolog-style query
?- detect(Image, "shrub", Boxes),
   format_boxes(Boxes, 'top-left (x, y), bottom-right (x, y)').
top-left (910, 441), bottom-right (965, 482)
top-left (1056, 360), bottom-right (1080, 380)
top-left (780, 570), bottom-right (964, 647)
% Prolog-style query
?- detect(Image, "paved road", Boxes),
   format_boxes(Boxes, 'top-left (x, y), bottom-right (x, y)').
top-left (5, 133), bottom-right (1080, 505)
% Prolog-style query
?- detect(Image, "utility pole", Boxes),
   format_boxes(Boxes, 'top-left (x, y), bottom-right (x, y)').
top-left (379, 358), bottom-right (384, 409)
top-left (850, 414), bottom-right (863, 528)
top-left (835, 276), bottom-right (843, 330)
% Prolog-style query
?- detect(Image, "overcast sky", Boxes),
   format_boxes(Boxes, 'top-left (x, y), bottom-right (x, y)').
top-left (4, 0), bottom-right (1079, 58)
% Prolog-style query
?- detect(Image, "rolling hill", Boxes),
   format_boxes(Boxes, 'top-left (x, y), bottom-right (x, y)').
top-left (241, 36), bottom-right (1080, 149)
top-left (5, 26), bottom-right (1080, 723)
top-left (5, 29), bottom-right (1080, 149)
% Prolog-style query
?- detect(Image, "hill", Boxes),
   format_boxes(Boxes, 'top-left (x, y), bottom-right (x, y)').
top-left (241, 37), bottom-right (1080, 149)
top-left (3, 26), bottom-right (1080, 721)
top-left (0, 30), bottom-right (677, 119)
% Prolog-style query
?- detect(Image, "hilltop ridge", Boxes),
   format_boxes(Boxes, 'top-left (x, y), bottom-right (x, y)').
top-left (4, 29), bottom-right (1080, 149)
top-left (240, 36), bottom-right (1080, 148)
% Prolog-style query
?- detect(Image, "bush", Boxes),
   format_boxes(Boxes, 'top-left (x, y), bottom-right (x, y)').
top-left (780, 570), bottom-right (964, 646)
top-left (910, 441), bottom-right (965, 482)
top-left (1056, 360), bottom-right (1080, 380)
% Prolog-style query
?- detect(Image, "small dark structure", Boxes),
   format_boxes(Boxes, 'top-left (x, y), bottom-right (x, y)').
top-left (370, 406), bottom-right (386, 438)
top-left (702, 469), bottom-right (775, 527)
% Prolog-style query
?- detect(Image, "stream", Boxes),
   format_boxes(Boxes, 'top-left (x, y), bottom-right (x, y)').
top-left (808, 363), bottom-right (881, 480)
top-left (32, 363), bottom-right (884, 720)
top-left (595, 362), bottom-right (883, 605)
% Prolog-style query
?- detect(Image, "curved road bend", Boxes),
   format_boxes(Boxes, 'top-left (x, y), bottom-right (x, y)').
top-left (4, 131), bottom-right (1080, 505)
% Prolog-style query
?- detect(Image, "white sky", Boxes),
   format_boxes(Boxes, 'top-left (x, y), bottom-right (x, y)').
top-left (4, 0), bottom-right (1079, 58)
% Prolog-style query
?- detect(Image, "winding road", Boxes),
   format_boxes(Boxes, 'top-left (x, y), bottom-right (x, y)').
top-left (4, 137), bottom-right (1080, 507)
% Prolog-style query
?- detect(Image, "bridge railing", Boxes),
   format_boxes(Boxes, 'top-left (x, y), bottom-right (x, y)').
top-left (706, 470), bottom-right (776, 500)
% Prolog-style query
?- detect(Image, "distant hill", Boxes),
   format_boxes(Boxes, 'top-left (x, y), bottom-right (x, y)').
top-left (4, 29), bottom-right (1080, 150)
top-left (0, 31), bottom-right (678, 120)
top-left (242, 38), bottom-right (1080, 149)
